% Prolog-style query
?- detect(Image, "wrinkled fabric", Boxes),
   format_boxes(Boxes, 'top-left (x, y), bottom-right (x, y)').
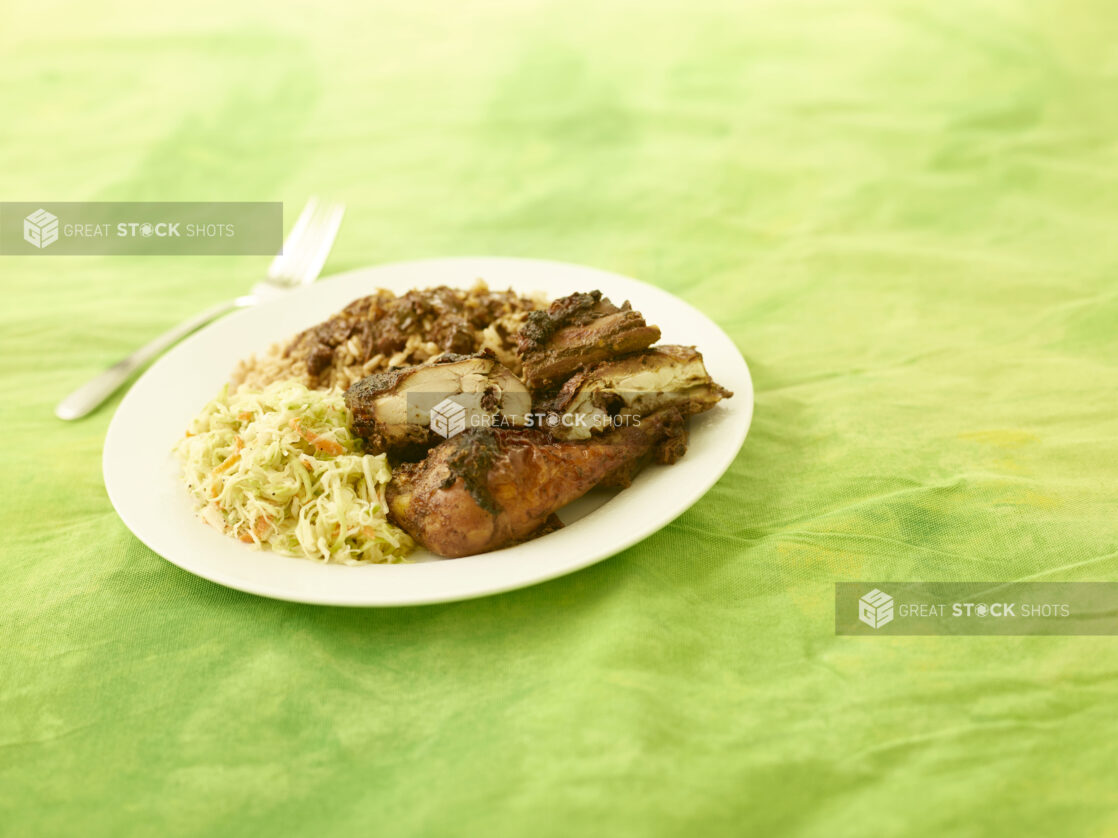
top-left (2, 0), bottom-right (1118, 835)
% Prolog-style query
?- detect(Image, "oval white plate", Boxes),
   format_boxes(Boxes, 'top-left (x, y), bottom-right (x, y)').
top-left (103, 257), bottom-right (753, 606)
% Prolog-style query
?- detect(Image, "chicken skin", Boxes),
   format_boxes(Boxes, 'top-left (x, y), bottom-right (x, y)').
top-left (540, 345), bottom-right (732, 440)
top-left (345, 350), bottom-right (530, 459)
top-left (385, 409), bottom-right (687, 557)
top-left (516, 290), bottom-right (661, 392)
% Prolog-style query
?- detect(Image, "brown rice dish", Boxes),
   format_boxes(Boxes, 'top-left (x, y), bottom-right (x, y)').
top-left (230, 281), bottom-right (545, 392)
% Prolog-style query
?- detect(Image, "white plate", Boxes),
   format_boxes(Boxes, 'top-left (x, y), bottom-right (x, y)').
top-left (103, 257), bottom-right (753, 606)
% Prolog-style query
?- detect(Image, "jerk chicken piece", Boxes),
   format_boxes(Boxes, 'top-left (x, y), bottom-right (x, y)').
top-left (516, 290), bottom-right (661, 391)
top-left (345, 351), bottom-right (531, 459)
top-left (386, 409), bottom-right (687, 557)
top-left (541, 345), bottom-right (733, 440)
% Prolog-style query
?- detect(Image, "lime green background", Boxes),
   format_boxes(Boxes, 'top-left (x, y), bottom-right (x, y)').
top-left (3, 1), bottom-right (1118, 835)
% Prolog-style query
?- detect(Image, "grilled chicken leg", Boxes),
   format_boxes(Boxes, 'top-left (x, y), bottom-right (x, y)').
top-left (386, 409), bottom-right (687, 557)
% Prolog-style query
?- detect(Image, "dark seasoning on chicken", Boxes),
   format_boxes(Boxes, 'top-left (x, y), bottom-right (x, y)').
top-left (342, 287), bottom-right (733, 558)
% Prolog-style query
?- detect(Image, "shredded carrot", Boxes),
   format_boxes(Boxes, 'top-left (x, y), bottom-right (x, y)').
top-left (238, 411), bottom-right (252, 421)
top-left (213, 451), bottom-right (241, 475)
top-left (289, 418), bottom-right (345, 456)
top-left (238, 517), bottom-right (271, 543)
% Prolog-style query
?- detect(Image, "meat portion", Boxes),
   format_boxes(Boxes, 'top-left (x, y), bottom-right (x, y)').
top-left (386, 409), bottom-right (687, 557)
top-left (541, 345), bottom-right (733, 440)
top-left (282, 283), bottom-right (542, 387)
top-left (516, 291), bottom-right (660, 391)
top-left (345, 351), bottom-right (531, 459)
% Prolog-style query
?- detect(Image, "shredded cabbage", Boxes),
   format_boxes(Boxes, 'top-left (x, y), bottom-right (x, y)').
top-left (174, 380), bottom-right (414, 564)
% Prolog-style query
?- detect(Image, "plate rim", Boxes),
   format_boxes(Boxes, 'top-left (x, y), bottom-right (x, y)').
top-left (103, 256), bottom-right (754, 606)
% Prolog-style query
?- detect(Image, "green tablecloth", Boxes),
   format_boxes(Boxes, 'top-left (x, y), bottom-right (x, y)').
top-left (3, 1), bottom-right (1117, 834)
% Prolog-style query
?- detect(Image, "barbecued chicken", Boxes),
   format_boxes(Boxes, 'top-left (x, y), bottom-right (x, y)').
top-left (540, 345), bottom-right (733, 440)
top-left (345, 351), bottom-right (531, 459)
top-left (516, 291), bottom-right (661, 391)
top-left (385, 409), bottom-right (687, 557)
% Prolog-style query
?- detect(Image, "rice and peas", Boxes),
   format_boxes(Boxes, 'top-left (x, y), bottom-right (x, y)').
top-left (175, 282), bottom-right (545, 564)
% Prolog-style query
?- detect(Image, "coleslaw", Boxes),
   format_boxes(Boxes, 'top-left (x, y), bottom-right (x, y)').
top-left (175, 380), bottom-right (414, 564)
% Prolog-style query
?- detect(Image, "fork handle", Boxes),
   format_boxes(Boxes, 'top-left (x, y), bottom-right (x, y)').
top-left (55, 298), bottom-right (251, 420)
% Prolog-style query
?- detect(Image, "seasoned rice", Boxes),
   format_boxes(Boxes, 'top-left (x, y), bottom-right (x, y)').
top-left (230, 281), bottom-right (546, 392)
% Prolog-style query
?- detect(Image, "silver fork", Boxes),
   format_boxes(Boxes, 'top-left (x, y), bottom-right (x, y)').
top-left (55, 198), bottom-right (345, 420)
